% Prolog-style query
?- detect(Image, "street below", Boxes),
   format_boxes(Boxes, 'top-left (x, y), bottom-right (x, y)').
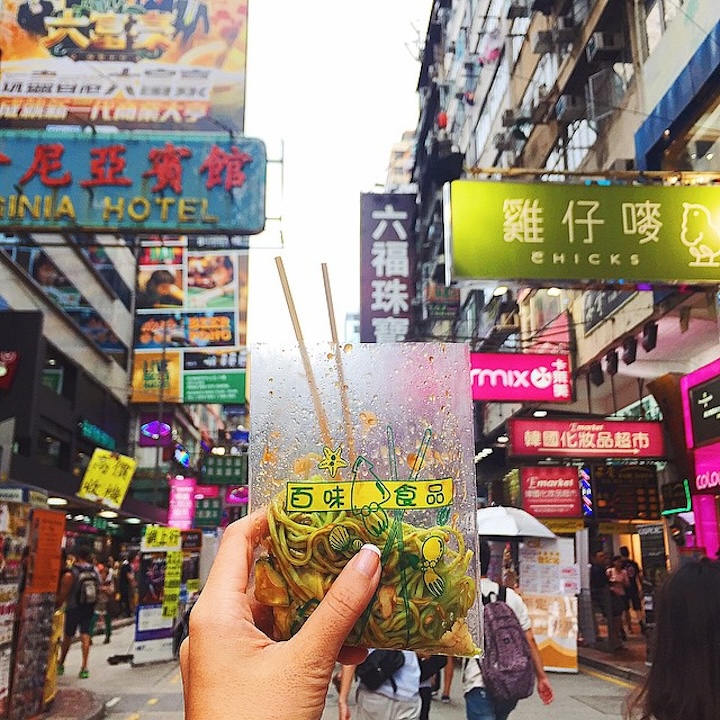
top-left (58, 623), bottom-right (639, 720)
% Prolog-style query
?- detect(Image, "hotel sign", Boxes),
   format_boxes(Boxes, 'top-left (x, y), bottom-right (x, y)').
top-left (470, 352), bottom-right (572, 402)
top-left (447, 180), bottom-right (720, 284)
top-left (508, 418), bottom-right (665, 458)
top-left (0, 131), bottom-right (266, 233)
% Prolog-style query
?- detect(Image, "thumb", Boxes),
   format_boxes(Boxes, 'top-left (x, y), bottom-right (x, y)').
top-left (289, 544), bottom-right (381, 662)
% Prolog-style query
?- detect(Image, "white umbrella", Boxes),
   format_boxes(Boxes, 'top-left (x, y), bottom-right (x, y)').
top-left (476, 506), bottom-right (556, 539)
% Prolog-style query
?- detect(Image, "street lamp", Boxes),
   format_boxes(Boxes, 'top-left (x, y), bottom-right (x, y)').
top-left (152, 319), bottom-right (188, 506)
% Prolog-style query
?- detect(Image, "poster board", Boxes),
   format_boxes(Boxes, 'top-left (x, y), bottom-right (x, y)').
top-left (133, 526), bottom-right (181, 666)
top-left (520, 537), bottom-right (578, 672)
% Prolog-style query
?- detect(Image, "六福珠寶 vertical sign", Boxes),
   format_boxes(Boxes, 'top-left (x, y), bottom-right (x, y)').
top-left (360, 194), bottom-right (416, 343)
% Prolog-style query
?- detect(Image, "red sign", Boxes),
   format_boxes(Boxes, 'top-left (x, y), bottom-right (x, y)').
top-left (521, 466), bottom-right (581, 517)
top-left (470, 353), bottom-right (572, 402)
top-left (509, 418), bottom-right (665, 458)
top-left (0, 352), bottom-right (19, 390)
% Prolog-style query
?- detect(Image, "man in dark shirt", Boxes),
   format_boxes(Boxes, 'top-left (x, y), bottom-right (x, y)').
top-left (620, 545), bottom-right (643, 633)
top-left (589, 549), bottom-right (620, 649)
top-left (118, 554), bottom-right (136, 617)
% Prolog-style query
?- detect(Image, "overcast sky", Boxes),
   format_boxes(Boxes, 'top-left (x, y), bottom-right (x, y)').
top-left (244, 0), bottom-right (432, 345)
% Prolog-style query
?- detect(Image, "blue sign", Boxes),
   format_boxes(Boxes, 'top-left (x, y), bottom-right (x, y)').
top-left (0, 131), bottom-right (266, 234)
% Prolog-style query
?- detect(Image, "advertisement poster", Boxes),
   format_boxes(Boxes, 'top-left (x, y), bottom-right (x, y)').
top-left (131, 241), bottom-right (248, 404)
top-left (0, 245), bottom-right (125, 357)
top-left (520, 537), bottom-right (577, 672)
top-left (161, 550), bottom-right (182, 619)
top-left (77, 448), bottom-right (137, 509)
top-left (0, 0), bottom-right (249, 133)
top-left (0, 585), bottom-right (20, 716)
top-left (133, 554), bottom-right (174, 666)
top-left (25, 508), bottom-right (65, 594)
top-left (524, 594), bottom-right (579, 672)
top-left (138, 552), bottom-right (167, 607)
top-left (7, 593), bottom-right (56, 720)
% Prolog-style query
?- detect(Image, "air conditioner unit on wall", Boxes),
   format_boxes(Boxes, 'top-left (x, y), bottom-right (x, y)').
top-left (586, 32), bottom-right (625, 62)
top-left (530, 89), bottom-right (551, 123)
top-left (608, 158), bottom-right (635, 172)
top-left (555, 93), bottom-right (586, 123)
top-left (554, 15), bottom-right (578, 44)
top-left (506, 0), bottom-right (531, 19)
top-left (586, 68), bottom-right (621, 122)
top-left (493, 132), bottom-right (515, 152)
top-left (502, 108), bottom-right (519, 127)
top-left (532, 30), bottom-right (555, 55)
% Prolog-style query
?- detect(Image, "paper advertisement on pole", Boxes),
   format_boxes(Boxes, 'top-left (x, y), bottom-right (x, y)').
top-left (524, 593), bottom-right (578, 672)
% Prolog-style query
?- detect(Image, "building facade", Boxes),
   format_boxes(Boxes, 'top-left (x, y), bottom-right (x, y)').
top-left (407, 0), bottom-right (720, 561)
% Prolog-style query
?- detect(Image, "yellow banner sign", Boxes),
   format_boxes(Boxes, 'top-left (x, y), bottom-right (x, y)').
top-left (598, 522), bottom-right (635, 535)
top-left (162, 551), bottom-right (183, 619)
top-left (286, 478), bottom-right (453, 513)
top-left (77, 448), bottom-right (136, 509)
top-left (541, 519), bottom-right (585, 534)
top-left (141, 526), bottom-right (182, 553)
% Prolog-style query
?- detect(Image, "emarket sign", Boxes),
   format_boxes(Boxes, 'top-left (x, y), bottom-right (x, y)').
top-left (446, 180), bottom-right (720, 284)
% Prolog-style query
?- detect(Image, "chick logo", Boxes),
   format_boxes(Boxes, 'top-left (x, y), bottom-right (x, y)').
top-left (681, 203), bottom-right (720, 267)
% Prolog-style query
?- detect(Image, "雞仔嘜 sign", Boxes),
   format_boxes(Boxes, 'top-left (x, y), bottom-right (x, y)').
top-left (446, 180), bottom-right (720, 285)
top-left (0, 131), bottom-right (266, 234)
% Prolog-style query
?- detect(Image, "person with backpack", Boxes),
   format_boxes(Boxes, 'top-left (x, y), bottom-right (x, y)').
top-left (56, 544), bottom-right (100, 679)
top-left (462, 540), bottom-right (553, 720)
top-left (338, 649), bottom-right (421, 720)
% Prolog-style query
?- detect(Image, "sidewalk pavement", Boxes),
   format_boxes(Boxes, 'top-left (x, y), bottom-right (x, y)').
top-left (42, 619), bottom-right (649, 720)
top-left (43, 617), bottom-right (136, 720)
top-left (578, 635), bottom-right (649, 684)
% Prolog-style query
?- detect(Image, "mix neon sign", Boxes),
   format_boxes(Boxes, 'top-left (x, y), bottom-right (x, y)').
top-left (470, 353), bottom-right (572, 402)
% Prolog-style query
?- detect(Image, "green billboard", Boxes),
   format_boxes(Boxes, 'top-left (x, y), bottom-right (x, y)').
top-left (447, 180), bottom-right (720, 284)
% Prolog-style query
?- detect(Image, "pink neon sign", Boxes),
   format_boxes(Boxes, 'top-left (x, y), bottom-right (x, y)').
top-left (168, 476), bottom-right (197, 530)
top-left (521, 466), bottom-right (581, 517)
top-left (509, 418), bottom-right (665, 458)
top-left (470, 353), bottom-right (572, 402)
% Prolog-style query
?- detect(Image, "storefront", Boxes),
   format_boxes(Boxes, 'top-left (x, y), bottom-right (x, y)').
top-left (680, 356), bottom-right (720, 559)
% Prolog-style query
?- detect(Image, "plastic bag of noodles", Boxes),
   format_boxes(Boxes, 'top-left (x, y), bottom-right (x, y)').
top-left (249, 342), bottom-right (482, 656)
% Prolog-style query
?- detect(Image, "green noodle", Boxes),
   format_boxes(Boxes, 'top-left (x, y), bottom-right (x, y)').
top-left (255, 491), bottom-right (481, 656)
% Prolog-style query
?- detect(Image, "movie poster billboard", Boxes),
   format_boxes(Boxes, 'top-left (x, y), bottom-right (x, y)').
top-left (131, 239), bottom-right (248, 404)
top-left (0, 0), bottom-right (249, 133)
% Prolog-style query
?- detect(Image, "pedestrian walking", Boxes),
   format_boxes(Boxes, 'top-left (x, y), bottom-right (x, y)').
top-left (118, 553), bottom-right (136, 617)
top-left (338, 650), bottom-right (421, 720)
top-left (56, 544), bottom-right (100, 679)
top-left (607, 555), bottom-right (631, 641)
top-left (462, 540), bottom-right (553, 720)
top-left (418, 654), bottom-right (447, 720)
top-left (620, 546), bottom-right (643, 633)
top-left (626, 559), bottom-right (720, 720)
top-left (89, 563), bottom-right (113, 644)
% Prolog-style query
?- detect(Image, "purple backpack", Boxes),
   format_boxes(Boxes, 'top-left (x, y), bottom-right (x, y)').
top-left (479, 586), bottom-right (535, 703)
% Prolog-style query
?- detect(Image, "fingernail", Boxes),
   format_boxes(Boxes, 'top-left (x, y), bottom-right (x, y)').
top-left (355, 544), bottom-right (381, 577)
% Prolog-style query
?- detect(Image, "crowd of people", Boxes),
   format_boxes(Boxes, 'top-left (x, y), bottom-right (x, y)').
top-left (54, 548), bottom-right (139, 679)
top-left (178, 509), bottom-right (720, 720)
top-left (590, 546), bottom-right (645, 650)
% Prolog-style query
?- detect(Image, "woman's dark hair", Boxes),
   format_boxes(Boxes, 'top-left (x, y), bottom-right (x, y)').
top-left (627, 559), bottom-right (720, 720)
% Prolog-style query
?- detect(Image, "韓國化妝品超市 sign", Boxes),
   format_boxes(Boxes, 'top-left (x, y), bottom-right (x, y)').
top-left (508, 418), bottom-right (665, 459)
